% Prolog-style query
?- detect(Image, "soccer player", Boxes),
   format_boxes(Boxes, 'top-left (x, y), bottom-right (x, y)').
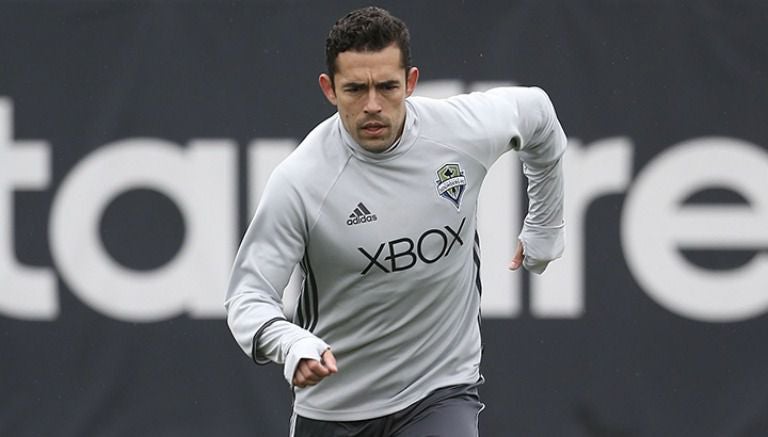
top-left (225, 6), bottom-right (566, 436)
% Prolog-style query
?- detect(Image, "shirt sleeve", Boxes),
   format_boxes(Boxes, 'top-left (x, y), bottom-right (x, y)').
top-left (458, 86), bottom-right (567, 273)
top-left (494, 87), bottom-right (566, 273)
top-left (224, 165), bottom-right (321, 366)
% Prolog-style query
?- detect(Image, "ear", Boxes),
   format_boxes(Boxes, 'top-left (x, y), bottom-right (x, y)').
top-left (318, 73), bottom-right (338, 106)
top-left (405, 67), bottom-right (419, 97)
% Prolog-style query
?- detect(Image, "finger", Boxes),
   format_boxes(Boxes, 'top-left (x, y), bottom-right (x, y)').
top-left (293, 371), bottom-right (306, 387)
top-left (294, 364), bottom-right (322, 387)
top-left (305, 359), bottom-right (331, 378)
top-left (508, 240), bottom-right (524, 270)
top-left (295, 364), bottom-right (313, 385)
top-left (294, 361), bottom-right (316, 383)
top-left (321, 349), bottom-right (338, 373)
top-left (301, 372), bottom-right (322, 386)
top-left (292, 351), bottom-right (338, 388)
top-left (293, 375), bottom-right (307, 388)
top-left (294, 374), bottom-right (319, 388)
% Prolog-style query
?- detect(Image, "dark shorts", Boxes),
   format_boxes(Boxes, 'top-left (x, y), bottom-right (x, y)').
top-left (290, 379), bottom-right (485, 437)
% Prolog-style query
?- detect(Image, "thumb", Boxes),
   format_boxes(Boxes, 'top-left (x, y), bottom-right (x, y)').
top-left (508, 240), bottom-right (524, 270)
top-left (321, 349), bottom-right (338, 373)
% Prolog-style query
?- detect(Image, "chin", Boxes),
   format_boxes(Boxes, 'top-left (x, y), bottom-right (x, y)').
top-left (359, 143), bottom-right (386, 153)
top-left (356, 135), bottom-right (388, 151)
top-left (357, 139), bottom-right (389, 152)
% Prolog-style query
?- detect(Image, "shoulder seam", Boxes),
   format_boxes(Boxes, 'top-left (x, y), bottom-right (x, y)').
top-left (306, 152), bottom-right (354, 235)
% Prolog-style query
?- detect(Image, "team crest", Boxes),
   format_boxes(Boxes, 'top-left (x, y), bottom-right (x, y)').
top-left (435, 162), bottom-right (467, 211)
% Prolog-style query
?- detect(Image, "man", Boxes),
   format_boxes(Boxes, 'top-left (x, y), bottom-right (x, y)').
top-left (225, 6), bottom-right (566, 436)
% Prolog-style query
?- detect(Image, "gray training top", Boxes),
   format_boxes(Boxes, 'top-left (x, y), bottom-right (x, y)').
top-left (225, 86), bottom-right (567, 421)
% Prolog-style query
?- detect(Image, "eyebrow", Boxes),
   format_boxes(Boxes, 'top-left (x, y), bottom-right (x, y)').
top-left (342, 80), bottom-right (400, 89)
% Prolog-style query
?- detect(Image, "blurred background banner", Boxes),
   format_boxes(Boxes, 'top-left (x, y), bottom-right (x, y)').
top-left (1, 1), bottom-right (767, 436)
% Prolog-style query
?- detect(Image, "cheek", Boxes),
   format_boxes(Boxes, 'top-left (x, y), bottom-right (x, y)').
top-left (386, 94), bottom-right (405, 110)
top-left (388, 100), bottom-right (405, 118)
top-left (338, 99), bottom-right (361, 117)
top-left (339, 109), bottom-right (358, 132)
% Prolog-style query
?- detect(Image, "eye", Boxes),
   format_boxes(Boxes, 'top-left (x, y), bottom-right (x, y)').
top-left (344, 85), bottom-right (364, 93)
top-left (379, 83), bottom-right (399, 91)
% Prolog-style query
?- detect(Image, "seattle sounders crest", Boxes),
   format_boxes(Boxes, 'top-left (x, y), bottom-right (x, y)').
top-left (435, 162), bottom-right (467, 211)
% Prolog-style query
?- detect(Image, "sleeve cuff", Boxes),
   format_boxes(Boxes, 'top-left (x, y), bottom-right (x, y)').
top-left (283, 337), bottom-right (330, 387)
top-left (518, 221), bottom-right (565, 275)
top-left (251, 317), bottom-right (289, 365)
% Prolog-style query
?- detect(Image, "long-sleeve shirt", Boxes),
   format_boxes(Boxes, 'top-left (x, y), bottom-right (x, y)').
top-left (225, 86), bottom-right (567, 421)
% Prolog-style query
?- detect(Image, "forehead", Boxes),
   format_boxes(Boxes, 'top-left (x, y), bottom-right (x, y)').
top-left (334, 44), bottom-right (405, 83)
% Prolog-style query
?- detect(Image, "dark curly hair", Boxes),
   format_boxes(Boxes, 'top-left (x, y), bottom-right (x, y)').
top-left (325, 6), bottom-right (411, 80)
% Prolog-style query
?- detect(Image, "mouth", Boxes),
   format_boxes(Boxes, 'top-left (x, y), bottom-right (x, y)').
top-left (360, 122), bottom-right (388, 137)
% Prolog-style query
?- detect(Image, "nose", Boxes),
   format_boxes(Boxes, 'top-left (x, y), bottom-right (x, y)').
top-left (363, 88), bottom-right (382, 114)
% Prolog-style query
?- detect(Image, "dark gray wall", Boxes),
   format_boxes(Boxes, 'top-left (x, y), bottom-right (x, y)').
top-left (1, 1), bottom-right (767, 436)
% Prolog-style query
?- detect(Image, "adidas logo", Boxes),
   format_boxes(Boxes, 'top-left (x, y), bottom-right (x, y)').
top-left (346, 202), bottom-right (378, 226)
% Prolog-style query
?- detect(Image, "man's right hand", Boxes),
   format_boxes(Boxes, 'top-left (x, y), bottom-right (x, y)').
top-left (293, 349), bottom-right (338, 388)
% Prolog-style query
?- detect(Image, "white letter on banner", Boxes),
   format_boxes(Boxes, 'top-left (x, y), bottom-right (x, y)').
top-left (0, 98), bottom-right (57, 320)
top-left (530, 137), bottom-right (633, 317)
top-left (50, 138), bottom-right (237, 321)
top-left (622, 137), bottom-right (768, 322)
top-left (478, 151), bottom-right (522, 318)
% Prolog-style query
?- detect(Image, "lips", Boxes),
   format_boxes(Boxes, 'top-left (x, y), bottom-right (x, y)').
top-left (361, 122), bottom-right (387, 137)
